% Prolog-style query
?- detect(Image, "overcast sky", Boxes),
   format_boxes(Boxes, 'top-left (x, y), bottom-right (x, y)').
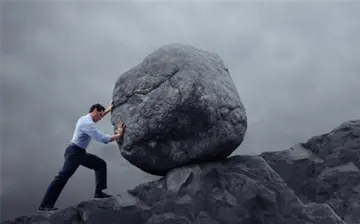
top-left (1, 1), bottom-right (360, 221)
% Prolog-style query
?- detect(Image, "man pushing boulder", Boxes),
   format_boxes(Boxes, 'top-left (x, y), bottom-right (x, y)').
top-left (38, 101), bottom-right (125, 211)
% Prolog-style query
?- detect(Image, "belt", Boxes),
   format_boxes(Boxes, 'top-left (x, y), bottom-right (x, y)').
top-left (69, 142), bottom-right (86, 151)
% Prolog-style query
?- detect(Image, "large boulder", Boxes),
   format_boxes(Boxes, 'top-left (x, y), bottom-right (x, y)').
top-left (111, 43), bottom-right (247, 175)
top-left (2, 155), bottom-right (345, 224)
top-left (261, 120), bottom-right (360, 224)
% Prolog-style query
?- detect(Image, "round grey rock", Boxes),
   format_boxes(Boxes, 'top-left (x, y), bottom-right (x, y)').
top-left (111, 43), bottom-right (247, 175)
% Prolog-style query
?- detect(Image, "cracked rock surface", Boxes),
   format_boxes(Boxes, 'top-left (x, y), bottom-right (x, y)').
top-left (2, 156), bottom-right (345, 224)
top-left (261, 120), bottom-right (360, 224)
top-left (111, 43), bottom-right (247, 175)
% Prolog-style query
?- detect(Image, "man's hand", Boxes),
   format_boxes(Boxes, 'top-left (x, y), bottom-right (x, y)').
top-left (102, 100), bottom-right (114, 117)
top-left (109, 121), bottom-right (126, 142)
top-left (107, 100), bottom-right (114, 111)
top-left (115, 121), bottom-right (125, 136)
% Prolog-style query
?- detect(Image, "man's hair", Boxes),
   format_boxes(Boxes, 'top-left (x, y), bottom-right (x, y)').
top-left (89, 103), bottom-right (105, 113)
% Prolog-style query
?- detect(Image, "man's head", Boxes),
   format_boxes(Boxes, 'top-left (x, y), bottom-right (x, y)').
top-left (89, 103), bottom-right (105, 122)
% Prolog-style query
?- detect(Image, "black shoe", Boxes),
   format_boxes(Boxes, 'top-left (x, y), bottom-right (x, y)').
top-left (38, 206), bottom-right (58, 212)
top-left (94, 191), bottom-right (112, 199)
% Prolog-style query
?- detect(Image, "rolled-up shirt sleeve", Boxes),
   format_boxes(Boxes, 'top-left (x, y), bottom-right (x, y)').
top-left (81, 123), bottom-right (111, 144)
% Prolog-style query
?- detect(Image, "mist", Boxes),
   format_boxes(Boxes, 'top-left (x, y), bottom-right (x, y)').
top-left (1, 1), bottom-right (360, 221)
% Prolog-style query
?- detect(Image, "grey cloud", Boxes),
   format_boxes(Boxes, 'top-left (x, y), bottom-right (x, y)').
top-left (1, 1), bottom-right (360, 221)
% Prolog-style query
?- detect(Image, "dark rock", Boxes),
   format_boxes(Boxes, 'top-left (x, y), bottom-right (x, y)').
top-left (129, 155), bottom-right (344, 224)
top-left (3, 155), bottom-right (345, 224)
top-left (2, 206), bottom-right (81, 224)
top-left (111, 43), bottom-right (247, 175)
top-left (1, 191), bottom-right (147, 224)
top-left (261, 120), bottom-right (360, 224)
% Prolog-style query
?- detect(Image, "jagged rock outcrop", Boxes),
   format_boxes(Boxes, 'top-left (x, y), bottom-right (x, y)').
top-left (111, 43), bottom-right (247, 176)
top-left (2, 155), bottom-right (345, 224)
top-left (261, 120), bottom-right (360, 224)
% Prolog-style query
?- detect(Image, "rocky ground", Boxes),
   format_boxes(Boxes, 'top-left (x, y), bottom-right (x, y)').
top-left (261, 120), bottom-right (360, 224)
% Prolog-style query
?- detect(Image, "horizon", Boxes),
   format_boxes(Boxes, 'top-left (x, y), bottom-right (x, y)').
top-left (1, 1), bottom-right (360, 221)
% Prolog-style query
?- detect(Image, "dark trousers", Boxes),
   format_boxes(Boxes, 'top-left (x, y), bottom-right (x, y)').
top-left (39, 143), bottom-right (107, 208)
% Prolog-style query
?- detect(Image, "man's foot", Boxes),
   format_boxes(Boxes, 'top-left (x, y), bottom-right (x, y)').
top-left (38, 206), bottom-right (58, 212)
top-left (94, 191), bottom-right (112, 199)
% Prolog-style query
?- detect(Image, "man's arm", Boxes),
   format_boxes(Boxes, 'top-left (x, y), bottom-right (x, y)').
top-left (102, 107), bottom-right (112, 117)
top-left (81, 122), bottom-right (124, 144)
top-left (102, 101), bottom-right (114, 117)
top-left (107, 126), bottom-right (124, 143)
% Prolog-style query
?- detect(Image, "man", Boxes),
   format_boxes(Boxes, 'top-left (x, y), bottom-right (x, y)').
top-left (38, 102), bottom-right (125, 211)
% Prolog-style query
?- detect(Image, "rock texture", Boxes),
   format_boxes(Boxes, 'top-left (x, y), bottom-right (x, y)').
top-left (111, 43), bottom-right (247, 176)
top-left (261, 120), bottom-right (360, 224)
top-left (2, 155), bottom-right (345, 224)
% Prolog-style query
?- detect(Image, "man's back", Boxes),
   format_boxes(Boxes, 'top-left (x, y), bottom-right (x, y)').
top-left (70, 114), bottom-right (111, 149)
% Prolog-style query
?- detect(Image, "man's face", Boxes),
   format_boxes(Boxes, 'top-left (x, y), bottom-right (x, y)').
top-left (93, 109), bottom-right (104, 122)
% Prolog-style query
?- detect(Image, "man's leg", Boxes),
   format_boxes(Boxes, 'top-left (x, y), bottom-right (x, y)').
top-left (39, 148), bottom-right (82, 209)
top-left (81, 153), bottom-right (109, 198)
